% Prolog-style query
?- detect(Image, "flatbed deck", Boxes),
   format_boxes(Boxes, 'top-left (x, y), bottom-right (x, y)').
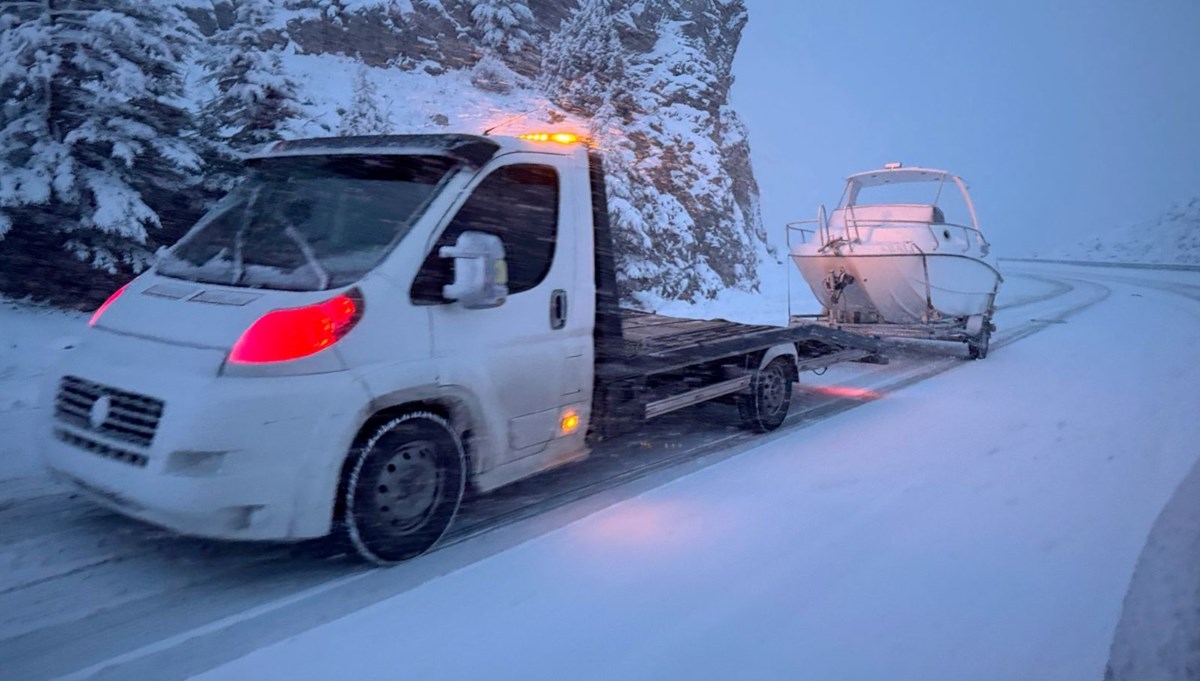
top-left (791, 316), bottom-right (977, 343)
top-left (602, 310), bottom-right (887, 381)
top-left (584, 310), bottom-right (887, 434)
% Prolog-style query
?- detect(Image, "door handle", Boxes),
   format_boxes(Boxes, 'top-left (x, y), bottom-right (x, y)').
top-left (550, 289), bottom-right (567, 330)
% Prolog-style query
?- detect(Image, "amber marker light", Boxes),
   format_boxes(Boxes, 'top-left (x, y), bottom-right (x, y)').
top-left (560, 408), bottom-right (581, 435)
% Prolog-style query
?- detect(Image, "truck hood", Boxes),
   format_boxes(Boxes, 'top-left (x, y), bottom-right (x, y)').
top-left (93, 275), bottom-right (334, 352)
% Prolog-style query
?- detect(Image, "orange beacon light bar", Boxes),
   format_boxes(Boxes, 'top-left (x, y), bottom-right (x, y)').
top-left (518, 132), bottom-right (582, 145)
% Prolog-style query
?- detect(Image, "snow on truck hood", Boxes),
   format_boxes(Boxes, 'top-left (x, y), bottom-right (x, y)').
top-left (91, 275), bottom-right (330, 352)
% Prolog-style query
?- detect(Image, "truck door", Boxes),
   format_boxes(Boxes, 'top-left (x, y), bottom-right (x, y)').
top-left (411, 154), bottom-right (592, 468)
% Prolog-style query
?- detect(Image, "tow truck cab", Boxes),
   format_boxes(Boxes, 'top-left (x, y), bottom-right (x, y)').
top-left (41, 133), bottom-right (879, 563)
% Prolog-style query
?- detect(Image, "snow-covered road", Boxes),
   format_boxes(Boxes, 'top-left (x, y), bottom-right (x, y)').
top-left (1, 263), bottom-right (1197, 680)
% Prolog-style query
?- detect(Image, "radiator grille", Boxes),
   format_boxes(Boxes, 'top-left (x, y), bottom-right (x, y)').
top-left (54, 428), bottom-right (150, 468)
top-left (54, 376), bottom-right (164, 449)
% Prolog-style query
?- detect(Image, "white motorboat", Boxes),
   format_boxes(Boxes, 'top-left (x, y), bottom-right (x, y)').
top-left (788, 163), bottom-right (1003, 356)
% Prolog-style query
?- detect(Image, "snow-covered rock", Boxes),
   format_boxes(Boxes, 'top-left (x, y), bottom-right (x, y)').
top-left (540, 0), bottom-right (772, 303)
top-left (1047, 198), bottom-right (1200, 266)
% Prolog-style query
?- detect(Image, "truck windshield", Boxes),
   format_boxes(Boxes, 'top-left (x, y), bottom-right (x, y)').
top-left (157, 154), bottom-right (458, 291)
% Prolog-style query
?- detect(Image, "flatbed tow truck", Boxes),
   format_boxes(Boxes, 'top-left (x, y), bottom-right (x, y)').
top-left (42, 132), bottom-right (885, 564)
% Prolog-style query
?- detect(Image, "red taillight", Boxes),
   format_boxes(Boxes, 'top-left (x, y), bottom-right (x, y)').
top-left (89, 283), bottom-right (130, 327)
top-left (229, 291), bottom-right (363, 364)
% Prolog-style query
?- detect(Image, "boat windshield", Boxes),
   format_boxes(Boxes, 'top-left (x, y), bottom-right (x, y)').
top-left (157, 154), bottom-right (458, 291)
top-left (841, 171), bottom-right (976, 229)
top-left (847, 181), bottom-right (946, 207)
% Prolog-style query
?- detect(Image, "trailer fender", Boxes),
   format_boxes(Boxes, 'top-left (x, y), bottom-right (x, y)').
top-left (758, 343), bottom-right (799, 374)
top-left (966, 314), bottom-right (986, 336)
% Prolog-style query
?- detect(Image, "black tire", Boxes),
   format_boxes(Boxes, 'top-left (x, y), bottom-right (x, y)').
top-left (968, 326), bottom-right (991, 360)
top-left (737, 356), bottom-right (795, 432)
top-left (341, 412), bottom-right (466, 565)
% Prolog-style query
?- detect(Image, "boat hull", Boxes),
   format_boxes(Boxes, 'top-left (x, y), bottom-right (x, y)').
top-left (792, 249), bottom-right (1001, 323)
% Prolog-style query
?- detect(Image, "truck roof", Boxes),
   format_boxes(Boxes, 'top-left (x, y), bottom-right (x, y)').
top-left (245, 133), bottom-right (588, 167)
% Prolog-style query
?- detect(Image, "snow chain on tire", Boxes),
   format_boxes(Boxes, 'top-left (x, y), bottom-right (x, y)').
top-left (342, 411), bottom-right (466, 565)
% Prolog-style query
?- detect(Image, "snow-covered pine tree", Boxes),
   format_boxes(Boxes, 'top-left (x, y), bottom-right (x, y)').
top-left (466, 0), bottom-right (537, 88)
top-left (539, 0), bottom-right (768, 304)
top-left (539, 0), bottom-right (634, 130)
top-left (0, 0), bottom-right (203, 298)
top-left (540, 0), bottom-right (693, 303)
top-left (339, 66), bottom-right (393, 135)
top-left (201, 0), bottom-right (304, 154)
top-left (0, 3), bottom-right (59, 242)
top-left (469, 0), bottom-right (535, 56)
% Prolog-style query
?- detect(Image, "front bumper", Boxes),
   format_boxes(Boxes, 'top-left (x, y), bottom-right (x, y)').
top-left (40, 330), bottom-right (370, 540)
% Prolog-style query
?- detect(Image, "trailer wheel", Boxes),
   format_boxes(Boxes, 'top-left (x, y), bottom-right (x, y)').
top-left (737, 356), bottom-right (795, 432)
top-left (968, 326), bottom-right (991, 360)
top-left (341, 412), bottom-right (466, 565)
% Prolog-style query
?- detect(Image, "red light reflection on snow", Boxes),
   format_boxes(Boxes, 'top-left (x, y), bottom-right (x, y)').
top-left (804, 384), bottom-right (885, 401)
top-left (579, 500), bottom-right (703, 548)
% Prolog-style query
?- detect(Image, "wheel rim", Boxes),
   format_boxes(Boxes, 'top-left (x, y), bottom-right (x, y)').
top-left (760, 365), bottom-right (788, 415)
top-left (371, 439), bottom-right (443, 534)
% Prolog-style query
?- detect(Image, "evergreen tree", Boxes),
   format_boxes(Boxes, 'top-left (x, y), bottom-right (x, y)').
top-left (0, 0), bottom-right (203, 293)
top-left (201, 0), bottom-right (304, 153)
top-left (539, 0), bottom-right (629, 119)
top-left (469, 0), bottom-right (535, 56)
top-left (0, 3), bottom-right (59, 242)
top-left (339, 66), bottom-right (392, 136)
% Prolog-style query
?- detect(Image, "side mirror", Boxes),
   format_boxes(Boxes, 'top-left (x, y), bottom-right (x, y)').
top-left (440, 230), bottom-right (508, 309)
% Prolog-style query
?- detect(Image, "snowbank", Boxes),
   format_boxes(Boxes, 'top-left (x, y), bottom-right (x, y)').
top-left (0, 300), bottom-right (85, 483)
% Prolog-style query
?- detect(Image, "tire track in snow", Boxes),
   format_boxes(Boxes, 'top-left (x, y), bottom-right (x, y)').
top-left (995, 272), bottom-right (1076, 312)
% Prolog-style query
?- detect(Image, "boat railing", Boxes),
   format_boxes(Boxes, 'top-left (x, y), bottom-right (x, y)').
top-left (837, 217), bottom-right (990, 255)
top-left (786, 220), bottom-right (820, 247)
top-left (787, 204), bottom-right (831, 248)
top-left (788, 209), bottom-right (990, 256)
top-left (844, 204), bottom-right (864, 244)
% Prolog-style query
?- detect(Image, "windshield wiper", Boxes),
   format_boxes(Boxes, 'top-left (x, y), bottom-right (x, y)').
top-left (283, 224), bottom-right (331, 289)
top-left (232, 188), bottom-right (262, 286)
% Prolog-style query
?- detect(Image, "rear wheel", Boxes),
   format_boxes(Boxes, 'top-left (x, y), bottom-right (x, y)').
top-left (341, 412), bottom-right (466, 565)
top-left (737, 356), bottom-right (795, 432)
top-left (968, 326), bottom-right (991, 360)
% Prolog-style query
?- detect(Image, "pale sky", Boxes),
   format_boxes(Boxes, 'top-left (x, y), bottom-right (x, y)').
top-left (732, 0), bottom-right (1200, 256)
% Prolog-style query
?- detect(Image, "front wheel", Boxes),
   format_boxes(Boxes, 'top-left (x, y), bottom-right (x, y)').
top-left (737, 356), bottom-right (795, 432)
top-left (341, 412), bottom-right (466, 565)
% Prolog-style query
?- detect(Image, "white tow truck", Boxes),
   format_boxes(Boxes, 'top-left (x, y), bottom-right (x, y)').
top-left (41, 133), bottom-right (884, 563)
